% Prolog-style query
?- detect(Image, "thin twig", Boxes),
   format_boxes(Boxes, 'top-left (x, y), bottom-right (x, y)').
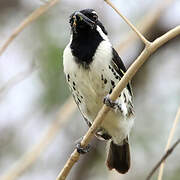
top-left (116, 0), bottom-right (175, 53)
top-left (0, 0), bottom-right (60, 57)
top-left (146, 138), bottom-right (180, 180)
top-left (0, 97), bottom-right (76, 180)
top-left (56, 25), bottom-right (180, 180)
top-left (104, 0), bottom-right (151, 46)
top-left (157, 108), bottom-right (180, 180)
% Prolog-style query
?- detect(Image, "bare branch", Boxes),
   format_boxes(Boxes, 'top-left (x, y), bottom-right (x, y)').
top-left (146, 138), bottom-right (180, 180)
top-left (0, 0), bottom-right (60, 57)
top-left (56, 24), bottom-right (180, 180)
top-left (0, 97), bottom-right (76, 180)
top-left (111, 25), bottom-right (180, 102)
top-left (157, 107), bottom-right (180, 180)
top-left (116, 0), bottom-right (176, 53)
top-left (104, 0), bottom-right (151, 46)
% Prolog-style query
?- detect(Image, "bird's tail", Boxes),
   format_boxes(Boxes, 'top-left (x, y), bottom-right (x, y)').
top-left (106, 138), bottom-right (130, 174)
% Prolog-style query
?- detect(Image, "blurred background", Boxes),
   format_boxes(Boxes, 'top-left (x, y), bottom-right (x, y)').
top-left (0, 0), bottom-right (180, 179)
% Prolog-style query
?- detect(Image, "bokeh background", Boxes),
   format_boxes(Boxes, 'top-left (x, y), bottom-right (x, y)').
top-left (0, 0), bottom-right (180, 180)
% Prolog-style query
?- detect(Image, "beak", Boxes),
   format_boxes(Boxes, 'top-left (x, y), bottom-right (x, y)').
top-left (72, 15), bottom-right (77, 27)
top-left (73, 12), bottom-right (95, 29)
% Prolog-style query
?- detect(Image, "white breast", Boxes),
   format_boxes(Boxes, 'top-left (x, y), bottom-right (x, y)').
top-left (63, 40), bottom-right (113, 118)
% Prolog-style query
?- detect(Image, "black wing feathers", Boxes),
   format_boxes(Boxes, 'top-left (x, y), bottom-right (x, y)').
top-left (111, 48), bottom-right (133, 96)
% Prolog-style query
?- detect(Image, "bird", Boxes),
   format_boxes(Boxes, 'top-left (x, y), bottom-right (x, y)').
top-left (63, 9), bottom-right (135, 174)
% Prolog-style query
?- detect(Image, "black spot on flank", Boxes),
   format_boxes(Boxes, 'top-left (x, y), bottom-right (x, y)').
top-left (115, 76), bottom-right (119, 79)
top-left (101, 74), bottom-right (104, 81)
top-left (111, 68), bottom-right (114, 73)
top-left (73, 81), bottom-right (76, 86)
top-left (128, 107), bottom-right (133, 116)
top-left (104, 79), bottom-right (107, 84)
top-left (73, 86), bottom-right (76, 91)
top-left (111, 80), bottom-right (115, 87)
top-left (84, 117), bottom-right (92, 127)
top-left (118, 105), bottom-right (123, 113)
top-left (67, 74), bottom-right (70, 82)
top-left (128, 101), bottom-right (133, 108)
top-left (78, 98), bottom-right (81, 103)
top-left (124, 93), bottom-right (127, 103)
top-left (80, 95), bottom-right (83, 99)
top-left (72, 94), bottom-right (79, 105)
top-left (109, 89), bottom-right (112, 94)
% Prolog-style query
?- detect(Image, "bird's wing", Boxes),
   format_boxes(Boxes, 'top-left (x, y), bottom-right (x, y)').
top-left (111, 48), bottom-right (133, 96)
top-left (71, 93), bottom-right (92, 127)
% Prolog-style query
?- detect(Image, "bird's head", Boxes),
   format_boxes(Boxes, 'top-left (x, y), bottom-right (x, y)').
top-left (69, 9), bottom-right (107, 35)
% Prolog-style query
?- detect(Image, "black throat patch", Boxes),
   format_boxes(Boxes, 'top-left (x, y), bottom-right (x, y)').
top-left (70, 28), bottom-right (103, 69)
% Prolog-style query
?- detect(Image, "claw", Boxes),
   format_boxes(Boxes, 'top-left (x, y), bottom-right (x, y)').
top-left (76, 142), bottom-right (91, 154)
top-left (103, 95), bottom-right (117, 108)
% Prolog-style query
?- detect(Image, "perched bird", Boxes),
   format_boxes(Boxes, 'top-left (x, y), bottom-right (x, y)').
top-left (63, 9), bottom-right (135, 174)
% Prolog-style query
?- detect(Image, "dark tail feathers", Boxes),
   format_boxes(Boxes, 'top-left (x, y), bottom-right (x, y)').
top-left (106, 138), bottom-right (130, 174)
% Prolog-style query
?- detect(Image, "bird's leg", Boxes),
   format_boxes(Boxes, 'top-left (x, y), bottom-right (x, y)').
top-left (103, 94), bottom-right (118, 109)
top-left (75, 137), bottom-right (91, 154)
top-left (76, 143), bottom-right (90, 154)
top-left (76, 142), bottom-right (91, 154)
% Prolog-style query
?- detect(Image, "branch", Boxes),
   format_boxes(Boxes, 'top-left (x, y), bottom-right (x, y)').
top-left (0, 0), bottom-right (60, 57)
top-left (157, 107), bottom-right (180, 180)
top-left (56, 23), bottom-right (180, 180)
top-left (0, 97), bottom-right (76, 180)
top-left (146, 138), bottom-right (180, 180)
top-left (104, 0), bottom-right (151, 46)
top-left (115, 0), bottom-right (176, 53)
top-left (0, 1), bottom-right (170, 178)
top-left (107, 25), bottom-right (180, 102)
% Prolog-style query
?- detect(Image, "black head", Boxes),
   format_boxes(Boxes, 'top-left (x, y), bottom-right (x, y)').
top-left (69, 9), bottom-right (108, 68)
top-left (69, 9), bottom-right (107, 35)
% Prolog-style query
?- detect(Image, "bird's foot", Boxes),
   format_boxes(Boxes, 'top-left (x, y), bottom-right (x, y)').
top-left (76, 142), bottom-right (91, 154)
top-left (95, 128), bottom-right (112, 141)
top-left (103, 95), bottom-right (117, 109)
